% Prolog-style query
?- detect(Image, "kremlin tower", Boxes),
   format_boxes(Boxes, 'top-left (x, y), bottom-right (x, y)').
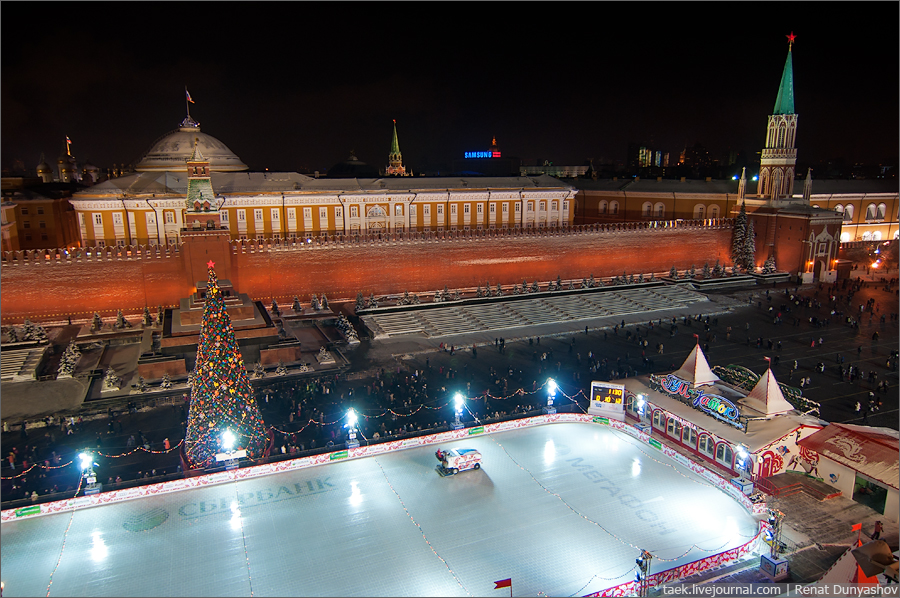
top-left (385, 119), bottom-right (410, 176)
top-left (757, 33), bottom-right (798, 201)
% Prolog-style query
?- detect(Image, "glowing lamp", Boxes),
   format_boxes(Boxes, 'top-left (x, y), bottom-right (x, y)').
top-left (78, 452), bottom-right (93, 470)
top-left (454, 393), bottom-right (464, 412)
top-left (222, 429), bottom-right (236, 451)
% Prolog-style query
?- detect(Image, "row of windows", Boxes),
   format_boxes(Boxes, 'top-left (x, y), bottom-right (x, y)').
top-left (830, 203), bottom-right (890, 222)
top-left (19, 207), bottom-right (45, 215)
top-left (629, 403), bottom-right (736, 469)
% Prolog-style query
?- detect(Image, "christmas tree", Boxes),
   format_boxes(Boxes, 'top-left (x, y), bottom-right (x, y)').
top-left (183, 262), bottom-right (268, 469)
top-left (731, 201), bottom-right (747, 268)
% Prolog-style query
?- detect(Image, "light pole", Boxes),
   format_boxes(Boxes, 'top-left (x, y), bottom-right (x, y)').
top-left (215, 429), bottom-right (246, 470)
top-left (79, 451), bottom-right (101, 495)
top-left (635, 549), bottom-right (652, 597)
top-left (544, 378), bottom-right (557, 414)
top-left (345, 408), bottom-right (360, 448)
top-left (452, 393), bottom-right (465, 429)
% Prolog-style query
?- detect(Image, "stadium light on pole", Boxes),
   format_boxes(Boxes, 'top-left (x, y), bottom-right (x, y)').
top-left (544, 378), bottom-right (557, 414)
top-left (452, 393), bottom-right (465, 429)
top-left (346, 408), bottom-right (360, 448)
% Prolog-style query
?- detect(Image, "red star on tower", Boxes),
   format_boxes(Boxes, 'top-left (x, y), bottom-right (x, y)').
top-left (786, 31), bottom-right (796, 50)
top-left (207, 260), bottom-right (215, 268)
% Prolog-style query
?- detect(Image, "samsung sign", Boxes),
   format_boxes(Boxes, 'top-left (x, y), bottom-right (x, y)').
top-left (465, 151), bottom-right (502, 159)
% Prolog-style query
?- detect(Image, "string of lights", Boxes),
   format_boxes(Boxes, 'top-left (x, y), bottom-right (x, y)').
top-left (44, 474), bottom-right (84, 597)
top-left (372, 457), bottom-right (471, 596)
top-left (1, 441), bottom-right (187, 480)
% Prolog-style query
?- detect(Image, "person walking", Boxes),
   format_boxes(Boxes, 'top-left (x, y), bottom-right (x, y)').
top-left (872, 521), bottom-right (883, 540)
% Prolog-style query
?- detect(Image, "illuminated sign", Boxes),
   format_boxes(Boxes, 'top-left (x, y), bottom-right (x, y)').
top-left (656, 374), bottom-right (741, 423)
top-left (588, 381), bottom-right (625, 420)
top-left (464, 151), bottom-right (502, 159)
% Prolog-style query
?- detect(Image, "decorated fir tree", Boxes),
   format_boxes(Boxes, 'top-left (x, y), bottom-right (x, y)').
top-left (183, 262), bottom-right (268, 469)
top-left (742, 218), bottom-right (757, 271)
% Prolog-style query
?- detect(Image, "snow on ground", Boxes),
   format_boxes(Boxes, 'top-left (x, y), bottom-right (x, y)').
top-left (0, 423), bottom-right (758, 597)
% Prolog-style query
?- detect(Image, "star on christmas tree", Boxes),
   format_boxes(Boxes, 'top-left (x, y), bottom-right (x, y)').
top-left (183, 263), bottom-right (269, 468)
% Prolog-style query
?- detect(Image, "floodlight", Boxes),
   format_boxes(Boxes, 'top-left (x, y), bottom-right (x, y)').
top-left (222, 429), bottom-right (236, 451)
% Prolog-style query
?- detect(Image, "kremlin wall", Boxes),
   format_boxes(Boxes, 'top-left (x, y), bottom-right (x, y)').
top-left (0, 220), bottom-right (732, 323)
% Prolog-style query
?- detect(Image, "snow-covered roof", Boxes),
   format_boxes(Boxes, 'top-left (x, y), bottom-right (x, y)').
top-left (671, 343), bottom-right (720, 388)
top-left (739, 368), bottom-right (795, 416)
top-left (798, 423), bottom-right (899, 490)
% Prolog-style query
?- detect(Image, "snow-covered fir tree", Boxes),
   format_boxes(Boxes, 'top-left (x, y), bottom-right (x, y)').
top-left (142, 306), bottom-right (153, 327)
top-left (57, 341), bottom-right (81, 377)
top-left (588, 275), bottom-right (596, 288)
top-left (689, 265), bottom-right (696, 279)
top-left (103, 367), bottom-right (120, 390)
top-left (137, 376), bottom-right (147, 392)
top-left (311, 294), bottom-right (321, 310)
top-left (156, 305), bottom-right (164, 326)
top-left (292, 296), bottom-right (302, 312)
top-left (321, 294), bottom-right (328, 310)
top-left (495, 284), bottom-right (503, 297)
top-left (355, 292), bottom-right (365, 312)
top-left (731, 201), bottom-right (747, 267)
top-left (530, 281), bottom-right (539, 293)
top-left (115, 310), bottom-right (132, 329)
top-left (638, 273), bottom-right (645, 283)
top-left (271, 299), bottom-right (281, 316)
top-left (669, 266), bottom-right (677, 279)
top-left (161, 373), bottom-right (172, 389)
top-left (762, 255), bottom-right (776, 274)
top-left (581, 278), bottom-right (589, 289)
top-left (476, 285), bottom-right (484, 298)
top-left (713, 259), bottom-right (722, 277)
top-left (367, 293), bottom-right (378, 309)
top-left (513, 283), bottom-right (521, 295)
top-left (452, 289), bottom-right (461, 301)
top-left (567, 280), bottom-right (575, 290)
top-left (276, 362), bottom-right (287, 376)
top-left (741, 218), bottom-right (757, 271)
top-left (253, 361), bottom-right (266, 379)
top-left (649, 272), bottom-right (656, 282)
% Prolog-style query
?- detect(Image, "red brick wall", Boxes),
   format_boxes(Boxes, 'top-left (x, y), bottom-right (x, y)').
top-left (1, 222), bottom-right (733, 323)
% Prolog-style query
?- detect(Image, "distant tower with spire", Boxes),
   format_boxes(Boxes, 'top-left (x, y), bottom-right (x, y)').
top-left (757, 33), bottom-right (798, 201)
top-left (385, 119), bottom-right (410, 176)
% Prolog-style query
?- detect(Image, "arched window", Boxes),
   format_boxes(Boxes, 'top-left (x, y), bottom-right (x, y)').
top-left (598, 200), bottom-right (608, 215)
top-left (834, 204), bottom-right (844, 214)
top-left (395, 204), bottom-right (403, 217)
top-left (642, 202), bottom-right (653, 217)
top-left (698, 435), bottom-right (715, 458)
top-left (693, 204), bottom-right (706, 219)
top-left (873, 231), bottom-right (882, 241)
top-left (625, 394), bottom-right (638, 416)
top-left (862, 231), bottom-right (872, 241)
top-left (865, 204), bottom-right (877, 221)
top-left (655, 203), bottom-right (665, 218)
top-left (840, 231), bottom-right (851, 243)
top-left (715, 443), bottom-right (734, 468)
top-left (681, 426), bottom-right (697, 448)
top-left (877, 203), bottom-right (887, 219)
top-left (610, 201), bottom-right (619, 215)
top-left (843, 205), bottom-right (854, 222)
top-left (652, 410), bottom-right (665, 430)
top-left (666, 417), bottom-right (682, 438)
top-left (709, 205), bottom-right (719, 218)
top-left (777, 124), bottom-right (786, 147)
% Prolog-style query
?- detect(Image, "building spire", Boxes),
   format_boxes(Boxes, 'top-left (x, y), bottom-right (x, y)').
top-left (773, 34), bottom-right (795, 115)
top-left (385, 119), bottom-right (408, 176)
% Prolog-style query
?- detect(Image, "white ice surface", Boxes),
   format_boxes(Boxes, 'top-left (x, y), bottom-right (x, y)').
top-left (0, 423), bottom-right (758, 597)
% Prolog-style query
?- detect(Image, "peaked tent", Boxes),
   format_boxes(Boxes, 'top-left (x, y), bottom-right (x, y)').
top-left (740, 367), bottom-right (795, 416)
top-left (671, 342), bottom-right (720, 388)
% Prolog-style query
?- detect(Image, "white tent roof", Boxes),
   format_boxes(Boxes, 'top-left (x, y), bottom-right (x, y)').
top-left (671, 342), bottom-right (720, 388)
top-left (740, 368), bottom-right (795, 416)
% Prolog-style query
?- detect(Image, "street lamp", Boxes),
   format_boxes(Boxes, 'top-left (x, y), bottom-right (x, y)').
top-left (79, 451), bottom-right (101, 495)
top-left (544, 378), bottom-right (557, 414)
top-left (345, 408), bottom-right (360, 448)
top-left (452, 393), bottom-right (465, 429)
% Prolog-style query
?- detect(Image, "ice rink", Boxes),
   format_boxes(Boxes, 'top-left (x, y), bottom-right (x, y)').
top-left (0, 423), bottom-right (759, 597)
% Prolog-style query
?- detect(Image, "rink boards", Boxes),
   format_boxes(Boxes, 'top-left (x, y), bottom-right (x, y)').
top-left (1, 415), bottom-right (764, 597)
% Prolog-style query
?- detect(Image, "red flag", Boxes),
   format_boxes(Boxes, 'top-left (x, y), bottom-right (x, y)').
top-left (186, 88), bottom-right (195, 104)
top-left (851, 523), bottom-right (862, 531)
top-left (764, 356), bottom-right (771, 363)
top-left (494, 579), bottom-right (511, 589)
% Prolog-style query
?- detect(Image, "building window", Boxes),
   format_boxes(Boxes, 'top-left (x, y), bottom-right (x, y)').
top-left (254, 209), bottom-right (263, 221)
top-left (256, 233), bottom-right (265, 241)
top-left (698, 435), bottom-right (715, 458)
top-left (113, 213), bottom-right (123, 225)
top-left (693, 204), bottom-right (705, 219)
top-left (271, 208), bottom-right (280, 221)
top-left (865, 204), bottom-right (877, 221)
top-left (652, 410), bottom-right (665, 430)
top-left (843, 205), bottom-right (854, 221)
top-left (681, 426), bottom-right (697, 448)
top-left (709, 205), bottom-right (719, 218)
top-left (320, 207), bottom-right (328, 219)
top-left (715, 443), bottom-right (734, 468)
top-left (350, 206), bottom-right (358, 218)
top-left (395, 204), bottom-right (403, 217)
top-left (423, 205), bottom-right (430, 216)
top-left (37, 208), bottom-right (44, 215)
top-left (877, 203), bottom-right (887, 219)
top-left (834, 204), bottom-right (844, 214)
top-left (437, 205), bottom-right (443, 215)
top-left (21, 207), bottom-right (29, 215)
top-left (551, 201), bottom-right (558, 211)
top-left (476, 204), bottom-right (483, 214)
top-left (655, 203), bottom-right (665, 218)
top-left (303, 208), bottom-right (312, 219)
top-left (598, 200), bottom-right (608, 214)
top-left (94, 213), bottom-right (103, 226)
top-left (23, 221), bottom-right (30, 229)
top-left (610, 201), bottom-right (619, 215)
top-left (463, 204), bottom-right (470, 214)
top-left (527, 202), bottom-right (533, 212)
top-left (489, 203), bottom-right (495, 214)
top-left (219, 211), bottom-right (228, 223)
top-left (23, 234), bottom-right (32, 241)
top-left (409, 205), bottom-right (417, 217)
top-left (335, 207), bottom-right (342, 218)
top-left (642, 202), bottom-right (653, 217)
top-left (502, 203), bottom-right (509, 213)
top-left (96, 240), bottom-right (106, 247)
top-left (116, 239), bottom-right (125, 247)
top-left (450, 205), bottom-right (457, 215)
top-left (539, 201), bottom-right (546, 212)
top-left (237, 210), bottom-right (246, 222)
top-left (165, 212), bottom-right (175, 224)
top-left (666, 418), bottom-right (682, 439)
top-left (39, 221), bottom-right (46, 229)
top-left (514, 203), bottom-right (520, 213)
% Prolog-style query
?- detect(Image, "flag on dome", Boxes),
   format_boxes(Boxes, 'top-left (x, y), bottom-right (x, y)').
top-left (186, 88), bottom-right (195, 104)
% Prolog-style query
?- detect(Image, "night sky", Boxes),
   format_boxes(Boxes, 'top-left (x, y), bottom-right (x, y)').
top-left (2, 4), bottom-right (897, 175)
